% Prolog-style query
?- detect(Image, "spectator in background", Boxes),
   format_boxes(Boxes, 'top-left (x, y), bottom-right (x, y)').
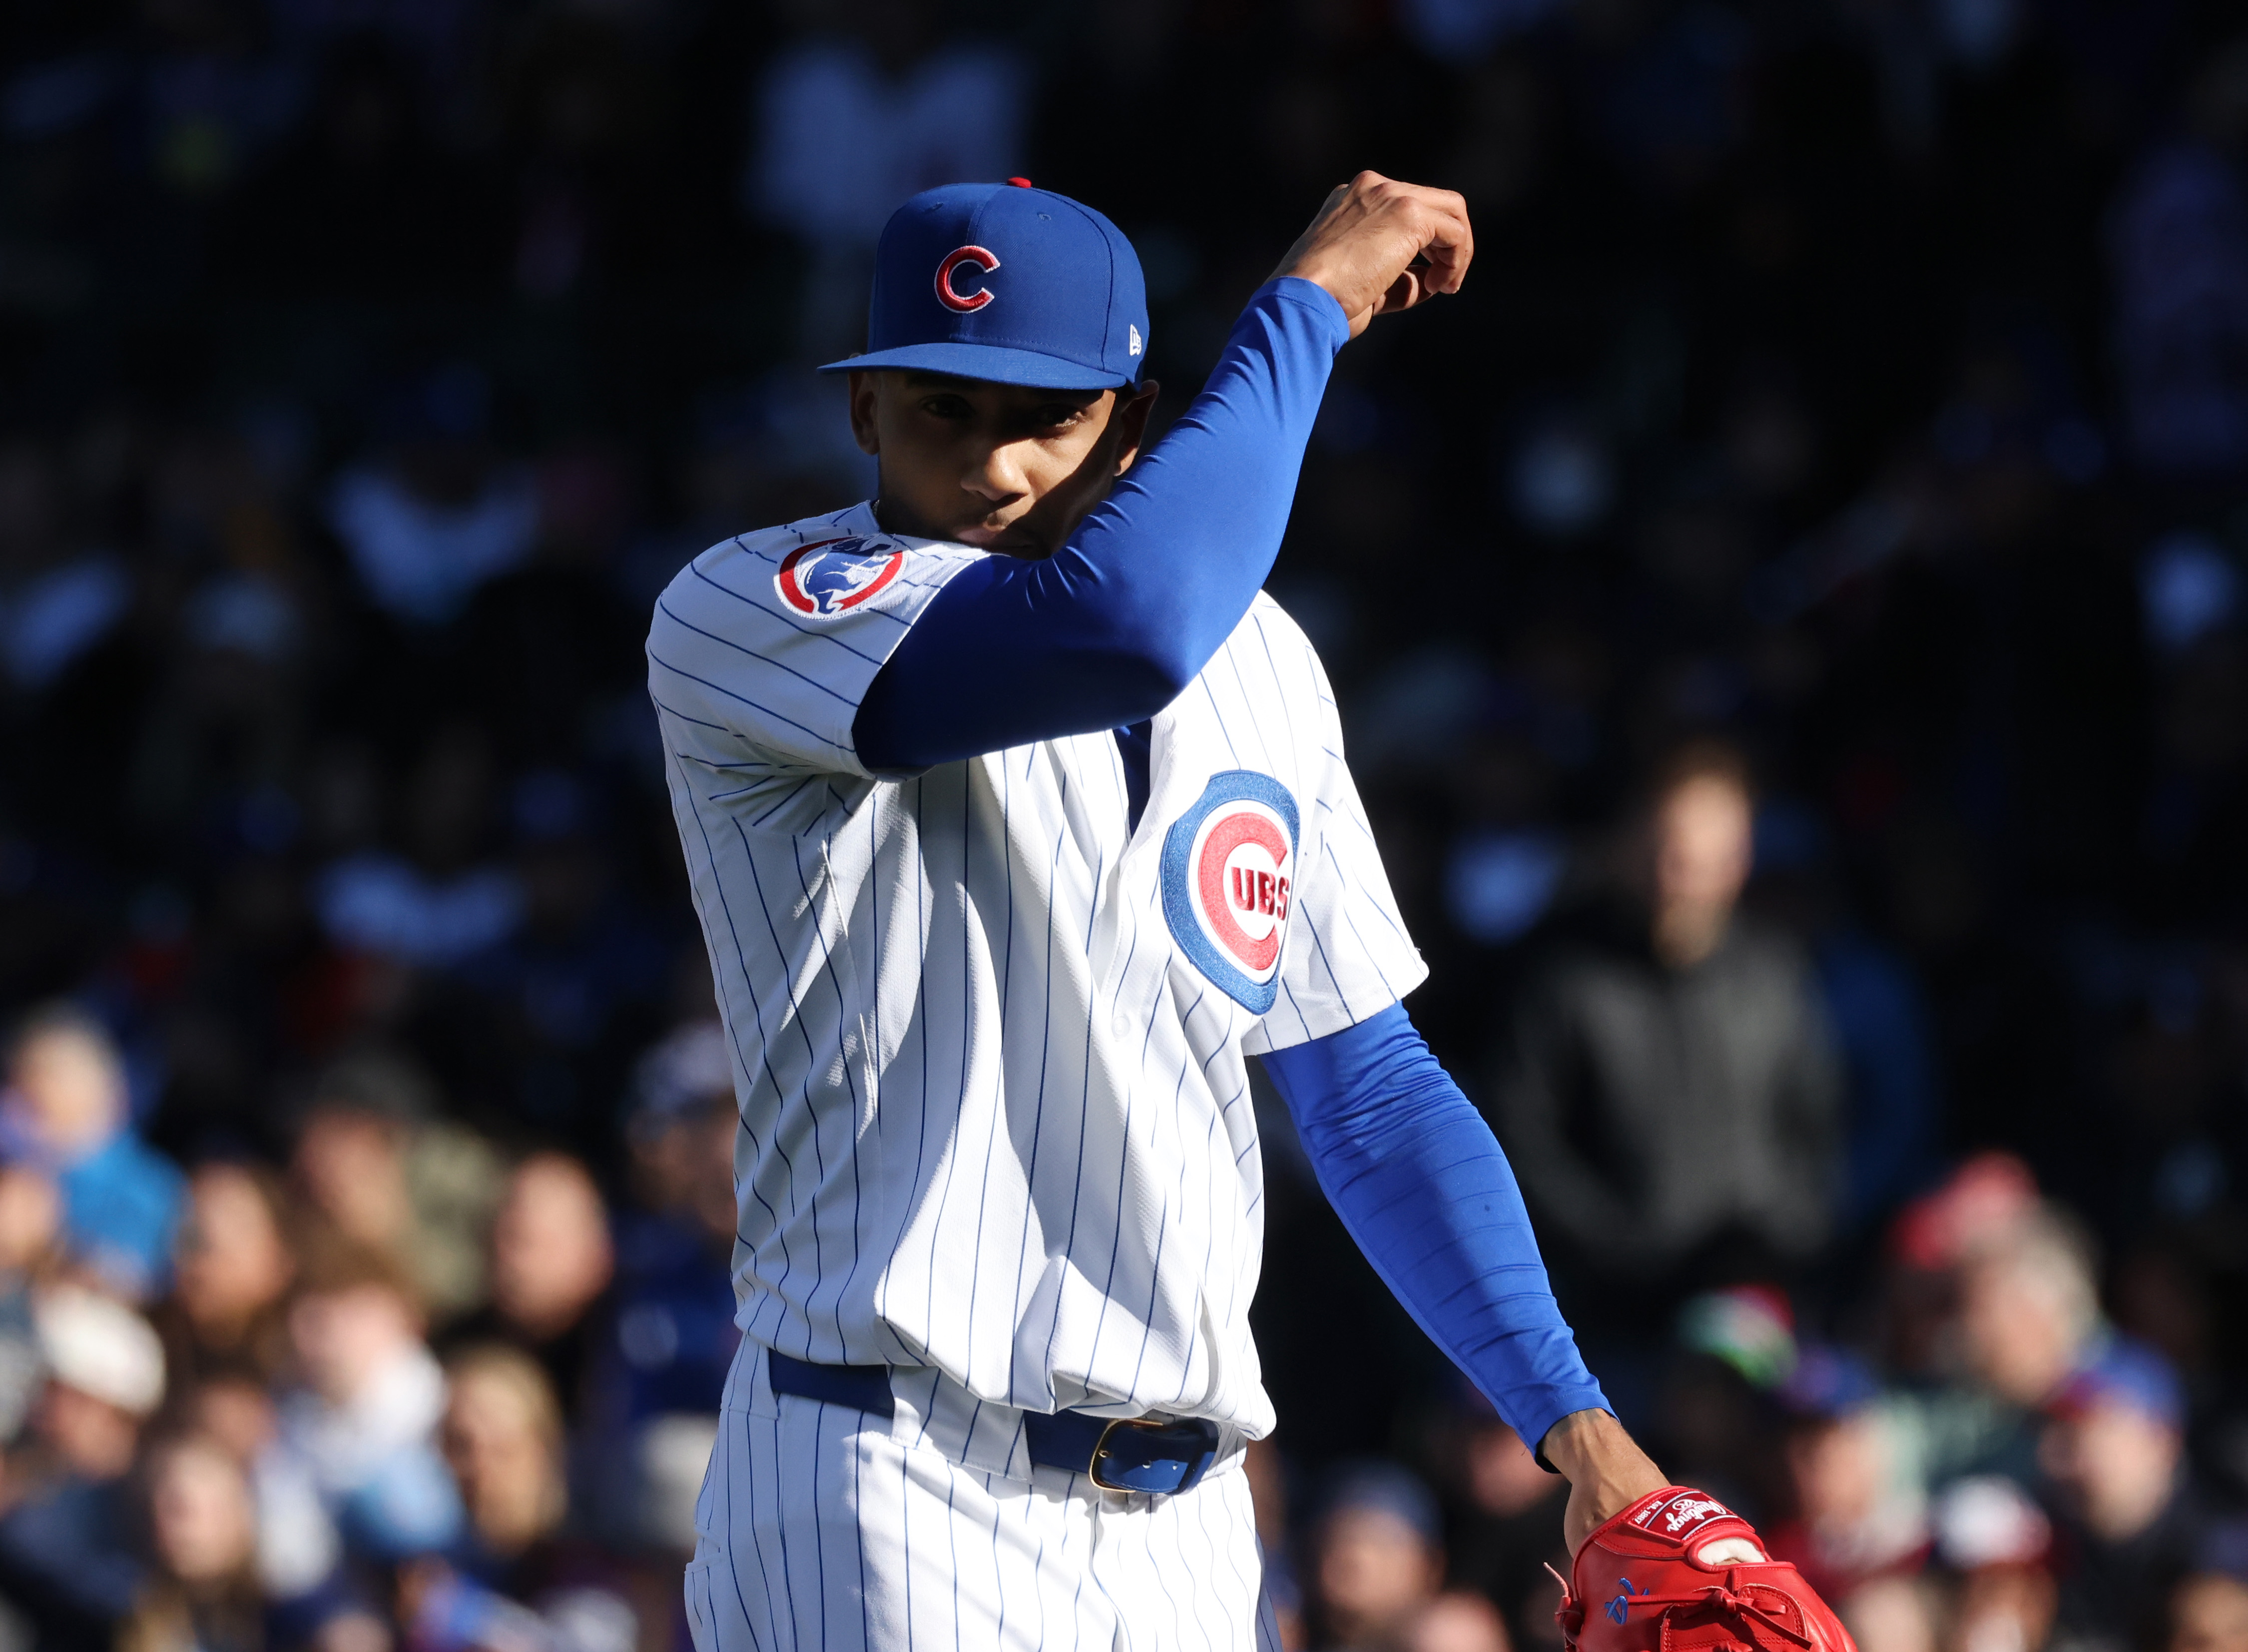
top-left (1930, 1478), bottom-right (2056, 1652)
top-left (1397, 1591), bottom-right (1515, 1652)
top-left (2169, 1572), bottom-right (2248, 1652)
top-left (618, 1020), bottom-right (737, 1244)
top-left (390, 1562), bottom-right (569, 1652)
top-left (0, 1166), bottom-right (60, 1443)
top-left (599, 1019), bottom-right (740, 1427)
top-left (1438, 1403), bottom-right (1568, 1652)
top-left (458, 771), bottom-right (669, 1142)
top-left (1767, 1348), bottom-right (1929, 1616)
top-left (159, 1160), bottom-right (295, 1387)
top-left (1308, 1463), bottom-right (1447, 1652)
top-left (1958, 1212), bottom-right (2105, 1414)
top-left (1487, 742), bottom-right (1841, 1354)
top-left (1901, 1205), bottom-right (2110, 1493)
top-left (314, 725), bottom-right (527, 979)
top-left (118, 1431), bottom-right (268, 1652)
top-left (439, 1152), bottom-right (613, 1416)
top-left (176, 1369), bottom-right (279, 1481)
top-left (1247, 1438), bottom-right (1305, 1648)
top-left (1656, 1286), bottom-right (1798, 1518)
top-left (566, 1023), bottom-right (739, 1565)
top-left (327, 365), bottom-right (536, 630)
top-left (0, 1286), bottom-right (167, 1647)
top-left (441, 1344), bottom-right (634, 1642)
top-left (1843, 1574), bottom-right (1942, 1652)
top-left (0, 1007), bottom-right (183, 1301)
top-left (291, 1060), bottom-right (421, 1273)
top-left (2043, 1343), bottom-right (2202, 1652)
top-left (441, 1346), bottom-right (565, 1576)
top-left (1880, 1156), bottom-right (2045, 1384)
top-left (289, 1051), bottom-right (501, 1322)
top-left (255, 1231), bottom-right (460, 1602)
top-left (1874, 1186), bottom-right (2107, 1536)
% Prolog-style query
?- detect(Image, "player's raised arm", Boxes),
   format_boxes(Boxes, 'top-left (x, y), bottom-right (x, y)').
top-left (1271, 170), bottom-right (1474, 337)
top-left (847, 176), bottom-right (1470, 775)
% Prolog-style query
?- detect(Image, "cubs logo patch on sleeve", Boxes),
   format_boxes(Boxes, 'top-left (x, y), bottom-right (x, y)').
top-left (775, 537), bottom-right (907, 617)
top-left (1160, 770), bottom-right (1300, 1013)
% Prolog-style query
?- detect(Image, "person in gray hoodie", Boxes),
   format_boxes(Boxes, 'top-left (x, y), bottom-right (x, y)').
top-left (1486, 740), bottom-right (1843, 1333)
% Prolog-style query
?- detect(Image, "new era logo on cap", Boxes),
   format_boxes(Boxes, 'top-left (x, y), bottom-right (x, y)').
top-left (818, 180), bottom-right (1149, 392)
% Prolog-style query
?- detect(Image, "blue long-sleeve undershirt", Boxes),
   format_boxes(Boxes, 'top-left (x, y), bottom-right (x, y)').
top-left (1260, 1003), bottom-right (1611, 1456)
top-left (854, 278), bottom-right (1349, 773)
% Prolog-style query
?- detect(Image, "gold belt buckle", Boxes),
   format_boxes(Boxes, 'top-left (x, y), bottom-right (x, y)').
top-left (1089, 1416), bottom-right (1174, 1493)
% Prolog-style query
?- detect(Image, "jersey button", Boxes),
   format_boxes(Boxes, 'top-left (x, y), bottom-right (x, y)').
top-left (1111, 1008), bottom-right (1132, 1038)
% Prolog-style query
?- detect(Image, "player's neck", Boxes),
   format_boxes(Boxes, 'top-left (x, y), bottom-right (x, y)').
top-left (868, 494), bottom-right (923, 540)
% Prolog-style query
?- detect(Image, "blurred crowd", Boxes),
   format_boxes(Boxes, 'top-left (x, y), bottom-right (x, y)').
top-left (0, 1005), bottom-right (739, 1650)
top-left (5, 0), bottom-right (2248, 1649)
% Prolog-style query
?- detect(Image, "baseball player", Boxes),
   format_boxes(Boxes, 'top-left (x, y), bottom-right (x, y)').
top-left (650, 173), bottom-right (1852, 1652)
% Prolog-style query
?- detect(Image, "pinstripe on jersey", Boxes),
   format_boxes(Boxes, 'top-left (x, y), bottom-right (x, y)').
top-left (647, 503), bottom-right (1425, 1440)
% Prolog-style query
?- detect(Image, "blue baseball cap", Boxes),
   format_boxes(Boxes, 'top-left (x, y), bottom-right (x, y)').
top-left (2051, 1337), bottom-right (2184, 1430)
top-left (1779, 1345), bottom-right (1882, 1420)
top-left (818, 179), bottom-right (1148, 391)
top-left (1315, 1460), bottom-right (1443, 1548)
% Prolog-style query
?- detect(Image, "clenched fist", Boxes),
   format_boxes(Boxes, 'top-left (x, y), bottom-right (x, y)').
top-left (1273, 171), bottom-right (1474, 338)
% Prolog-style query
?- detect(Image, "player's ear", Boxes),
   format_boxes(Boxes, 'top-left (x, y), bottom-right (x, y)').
top-left (1111, 379), bottom-right (1159, 474)
top-left (847, 370), bottom-right (882, 457)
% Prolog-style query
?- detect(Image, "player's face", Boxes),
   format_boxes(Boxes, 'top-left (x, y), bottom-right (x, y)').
top-left (848, 370), bottom-right (1159, 557)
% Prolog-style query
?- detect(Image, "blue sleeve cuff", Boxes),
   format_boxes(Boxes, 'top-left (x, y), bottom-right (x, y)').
top-left (1259, 1003), bottom-right (1611, 1454)
top-left (1258, 275), bottom-right (1354, 349)
top-left (1520, 1391), bottom-right (1619, 1472)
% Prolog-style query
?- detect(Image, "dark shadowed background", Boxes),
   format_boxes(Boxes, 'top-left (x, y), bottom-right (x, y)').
top-left (0, 1), bottom-right (2245, 1650)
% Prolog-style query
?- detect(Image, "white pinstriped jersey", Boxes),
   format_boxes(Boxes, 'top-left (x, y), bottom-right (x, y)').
top-left (647, 502), bottom-right (1424, 1438)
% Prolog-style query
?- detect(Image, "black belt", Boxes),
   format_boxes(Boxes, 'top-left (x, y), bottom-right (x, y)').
top-left (765, 1349), bottom-right (1220, 1496)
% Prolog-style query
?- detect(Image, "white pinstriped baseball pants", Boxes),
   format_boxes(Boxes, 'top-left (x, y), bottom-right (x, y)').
top-left (685, 1341), bottom-right (1283, 1652)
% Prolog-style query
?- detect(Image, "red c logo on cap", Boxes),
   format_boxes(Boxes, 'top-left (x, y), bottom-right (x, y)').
top-left (935, 245), bottom-right (1001, 313)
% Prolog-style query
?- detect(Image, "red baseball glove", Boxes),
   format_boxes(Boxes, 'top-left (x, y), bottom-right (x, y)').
top-left (1555, 1487), bottom-right (1858, 1652)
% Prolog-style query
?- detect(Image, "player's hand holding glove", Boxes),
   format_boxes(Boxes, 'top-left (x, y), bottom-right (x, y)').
top-left (1555, 1487), bottom-right (1858, 1652)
